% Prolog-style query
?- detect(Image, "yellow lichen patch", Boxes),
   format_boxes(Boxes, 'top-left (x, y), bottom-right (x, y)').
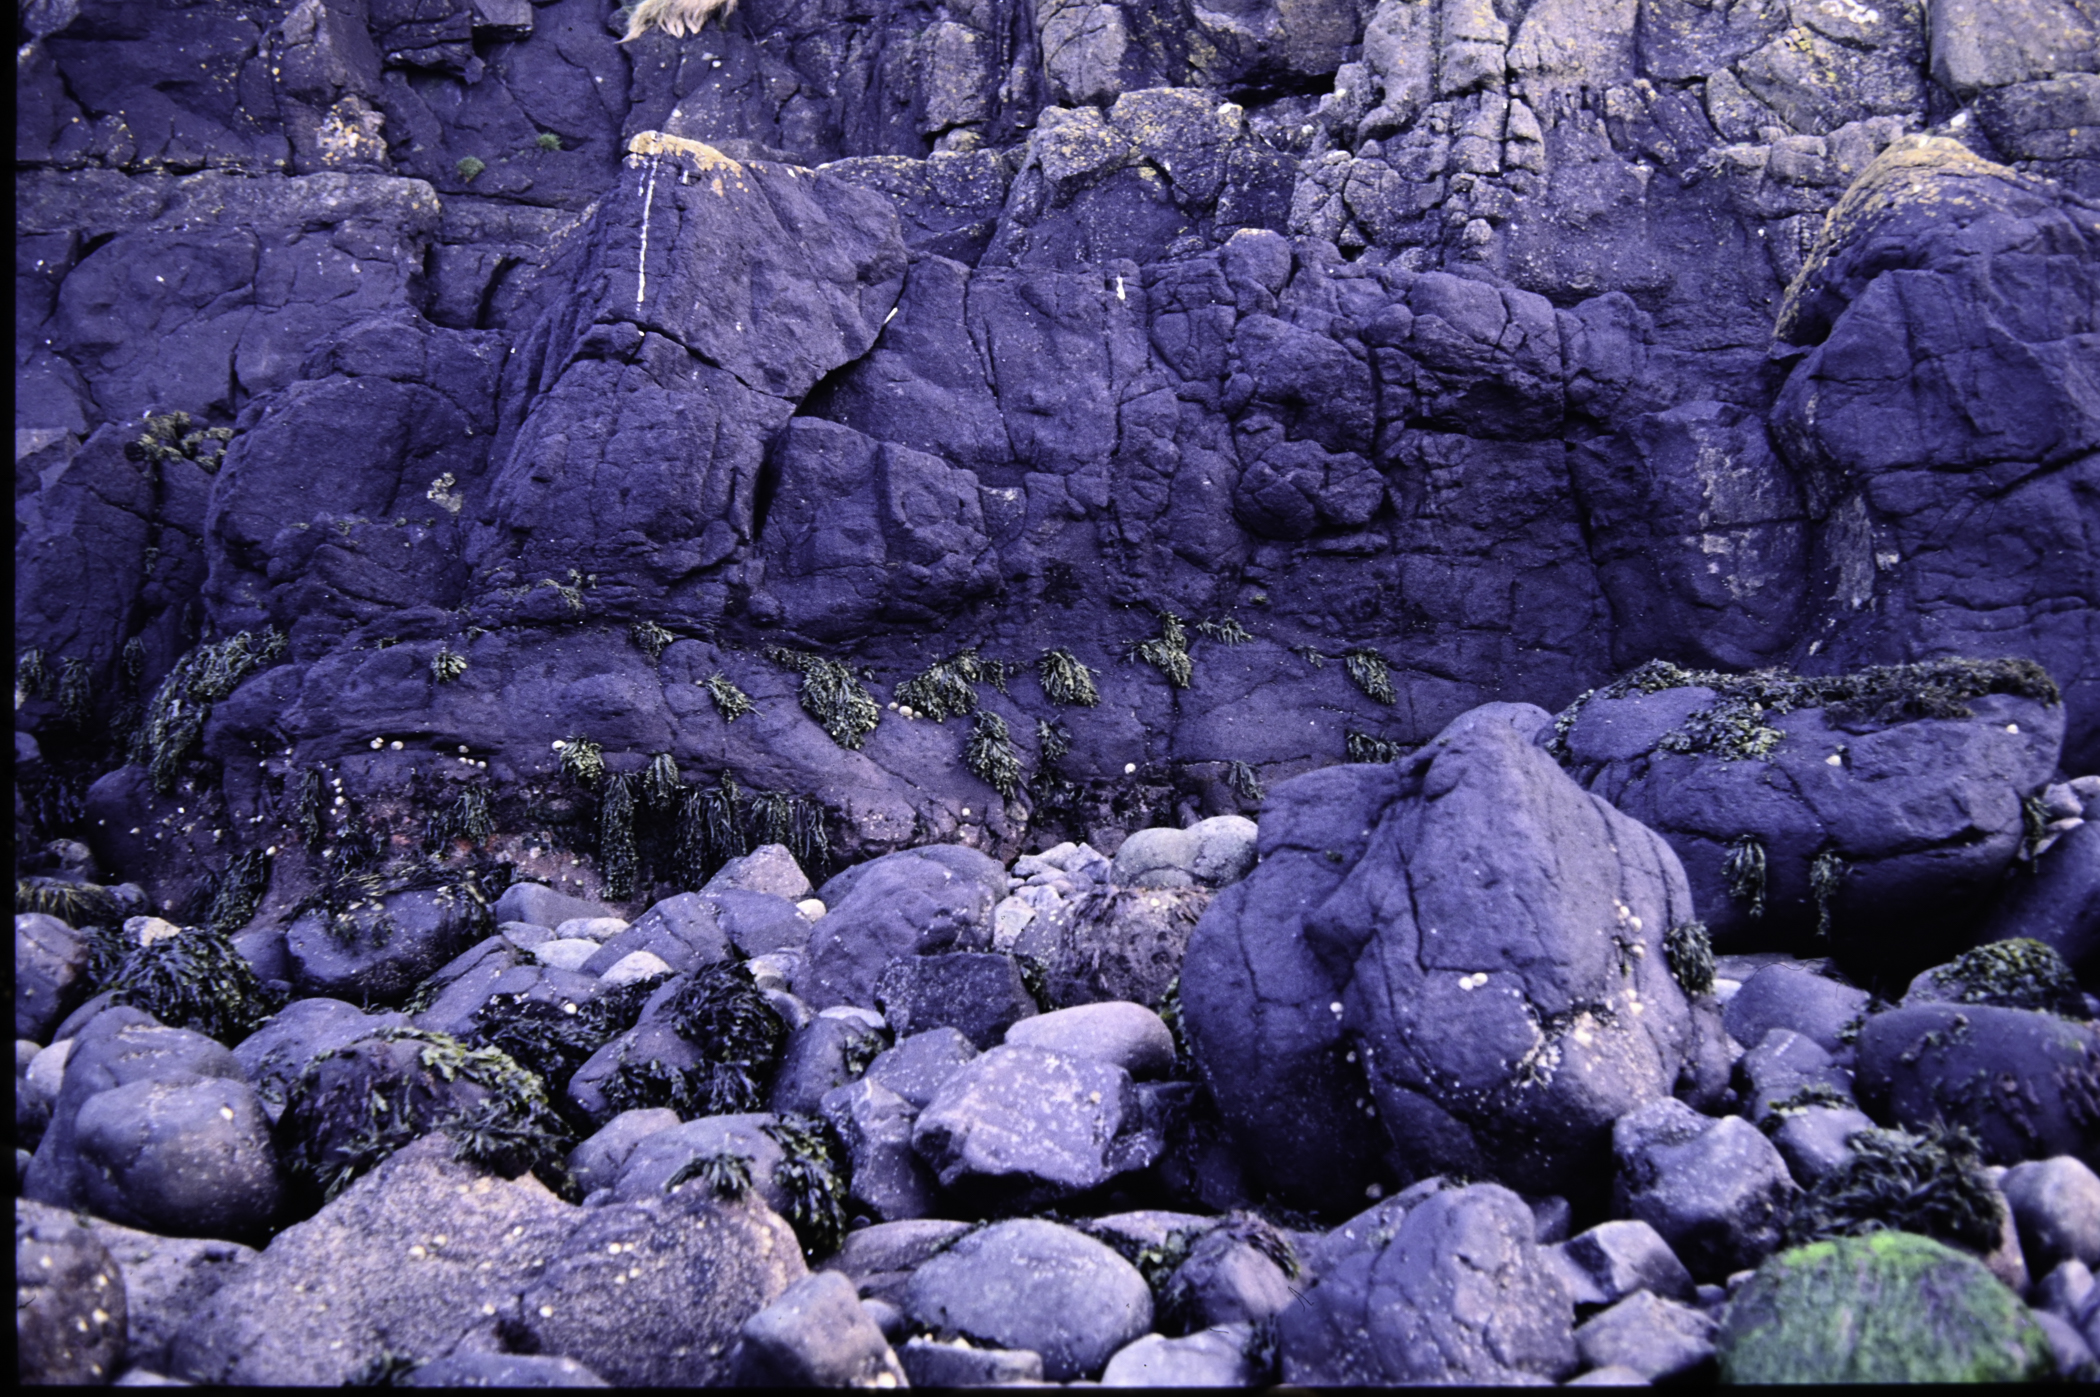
top-left (1775, 135), bottom-right (2017, 340)
top-left (625, 130), bottom-right (745, 176)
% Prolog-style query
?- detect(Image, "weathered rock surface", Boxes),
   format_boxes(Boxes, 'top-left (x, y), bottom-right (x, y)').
top-left (902, 1218), bottom-right (1153, 1380)
top-left (1182, 703), bottom-right (1702, 1213)
top-left (1277, 1182), bottom-right (1577, 1385)
top-left (169, 1135), bottom-right (578, 1385)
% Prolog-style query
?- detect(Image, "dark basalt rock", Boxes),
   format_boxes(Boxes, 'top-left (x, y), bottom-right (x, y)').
top-left (1181, 702), bottom-right (1701, 1215)
top-left (1853, 1002), bottom-right (2100, 1168)
top-left (15, 3), bottom-right (2100, 1384)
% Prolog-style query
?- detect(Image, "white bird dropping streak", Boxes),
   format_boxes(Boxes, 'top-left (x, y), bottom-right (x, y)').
top-left (636, 155), bottom-right (661, 308)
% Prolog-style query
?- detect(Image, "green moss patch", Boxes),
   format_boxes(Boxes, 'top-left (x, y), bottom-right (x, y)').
top-left (1719, 1231), bottom-right (2050, 1384)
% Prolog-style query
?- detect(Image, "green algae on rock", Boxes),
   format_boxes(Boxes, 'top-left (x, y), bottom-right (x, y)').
top-left (1717, 1231), bottom-right (2051, 1384)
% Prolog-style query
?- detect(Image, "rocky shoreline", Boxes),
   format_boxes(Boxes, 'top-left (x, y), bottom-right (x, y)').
top-left (16, 0), bottom-right (2100, 1385)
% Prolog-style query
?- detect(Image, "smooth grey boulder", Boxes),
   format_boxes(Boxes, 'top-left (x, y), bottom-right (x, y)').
top-left (1738, 1027), bottom-right (1854, 1126)
top-left (706, 888), bottom-right (816, 960)
top-left (803, 845), bottom-right (1007, 1010)
top-left (1004, 1001), bottom-right (1177, 1079)
top-left (2003, 1157), bottom-right (2100, 1273)
top-left (17, 1199), bottom-right (128, 1384)
top-left (74, 1072), bottom-right (283, 1241)
top-left (1160, 1224), bottom-right (1296, 1331)
top-left (820, 1077), bottom-right (938, 1222)
top-left (1100, 1326), bottom-right (1260, 1386)
top-left (580, 894), bottom-right (730, 976)
top-left (876, 950), bottom-right (1038, 1048)
top-left (27, 1008), bottom-right (247, 1212)
top-left (169, 1135), bottom-right (579, 1385)
top-left (519, 1184), bottom-right (808, 1388)
top-left (863, 1026), bottom-right (977, 1109)
top-left (565, 1107), bottom-right (681, 1197)
top-left (1613, 1099), bottom-right (1799, 1282)
top-left (897, 1338), bottom-right (1045, 1386)
top-left (1552, 1219), bottom-right (1698, 1309)
top-left (399, 1352), bottom-right (610, 1386)
top-left (730, 1269), bottom-right (906, 1387)
top-left (492, 882), bottom-right (614, 931)
top-left (823, 1217), bottom-right (972, 1304)
top-left (1278, 1183), bottom-right (1578, 1385)
top-left (911, 1044), bottom-right (1162, 1211)
top-left (408, 936), bottom-right (601, 1041)
top-left (1722, 964), bottom-right (1870, 1057)
top-left (1183, 703), bottom-right (1702, 1214)
top-left (1574, 1290), bottom-right (1718, 1382)
top-left (17, 911), bottom-right (90, 1041)
top-left (1855, 1003), bottom-right (2100, 1167)
top-left (902, 1218), bottom-right (1152, 1381)
top-left (1111, 815), bottom-right (1260, 889)
top-left (706, 843), bottom-right (815, 902)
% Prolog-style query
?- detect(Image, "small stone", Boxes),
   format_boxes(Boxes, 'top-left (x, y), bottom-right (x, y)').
top-left (532, 938), bottom-right (601, 971)
top-left (731, 1270), bottom-right (906, 1387)
top-left (599, 950), bottom-right (675, 987)
top-left (1574, 1290), bottom-right (1717, 1382)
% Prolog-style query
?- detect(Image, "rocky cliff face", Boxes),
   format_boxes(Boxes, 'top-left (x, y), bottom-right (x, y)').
top-left (15, 0), bottom-right (2100, 914)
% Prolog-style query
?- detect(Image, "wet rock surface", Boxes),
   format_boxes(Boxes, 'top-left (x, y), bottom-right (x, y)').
top-left (16, 0), bottom-right (2100, 1384)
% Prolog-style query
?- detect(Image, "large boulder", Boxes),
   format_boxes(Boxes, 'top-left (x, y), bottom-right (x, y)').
top-left (25, 1007), bottom-right (247, 1213)
top-left (1854, 1002), bottom-right (2100, 1167)
top-left (1769, 137), bottom-right (2100, 773)
top-left (1277, 1183), bottom-right (1578, 1385)
top-left (910, 1044), bottom-right (1163, 1212)
top-left (73, 1071), bottom-right (283, 1241)
top-left (1718, 1232), bottom-right (2054, 1382)
top-left (518, 1183), bottom-right (808, 1387)
top-left (169, 1134), bottom-right (579, 1385)
top-left (1181, 703), bottom-right (1703, 1214)
top-left (1555, 658), bottom-right (2066, 975)
top-left (901, 1218), bottom-right (1152, 1381)
top-left (801, 845), bottom-right (1008, 1010)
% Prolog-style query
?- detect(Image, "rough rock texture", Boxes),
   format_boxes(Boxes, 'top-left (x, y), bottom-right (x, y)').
top-left (17, 1200), bottom-right (129, 1385)
top-left (17, 1198), bottom-right (257, 1376)
top-left (1854, 1002), bottom-right (2100, 1167)
top-left (168, 1134), bottom-right (579, 1385)
top-left (1182, 703), bottom-right (1702, 1213)
top-left (518, 1184), bottom-right (808, 1388)
top-left (902, 1218), bottom-right (1153, 1381)
top-left (16, 1), bottom-right (2099, 945)
top-left (1277, 1182), bottom-right (1578, 1385)
top-left (1718, 1232), bottom-right (2054, 1383)
top-left (14, 1), bottom-right (2100, 1381)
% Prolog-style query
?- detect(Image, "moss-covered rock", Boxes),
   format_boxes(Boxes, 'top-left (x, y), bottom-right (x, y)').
top-left (1717, 1232), bottom-right (2052, 1384)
